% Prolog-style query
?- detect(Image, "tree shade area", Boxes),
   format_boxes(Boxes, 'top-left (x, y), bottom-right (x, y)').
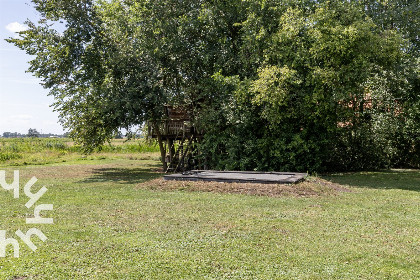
top-left (7, 0), bottom-right (420, 172)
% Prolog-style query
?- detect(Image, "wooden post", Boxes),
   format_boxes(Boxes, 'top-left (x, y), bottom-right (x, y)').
top-left (167, 138), bottom-right (175, 168)
top-left (153, 122), bottom-right (167, 171)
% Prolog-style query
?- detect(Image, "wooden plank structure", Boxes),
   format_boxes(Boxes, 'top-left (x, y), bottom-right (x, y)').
top-left (148, 106), bottom-right (193, 139)
top-left (164, 170), bottom-right (307, 184)
top-left (147, 105), bottom-right (199, 172)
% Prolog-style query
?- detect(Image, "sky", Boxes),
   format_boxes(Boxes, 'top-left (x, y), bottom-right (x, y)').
top-left (0, 0), bottom-right (65, 135)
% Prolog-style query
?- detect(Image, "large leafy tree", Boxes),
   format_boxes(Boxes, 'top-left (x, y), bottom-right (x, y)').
top-left (8, 0), bottom-right (251, 169)
top-left (5, 2), bottom-right (181, 151)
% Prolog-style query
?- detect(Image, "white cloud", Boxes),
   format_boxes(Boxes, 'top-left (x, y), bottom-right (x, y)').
top-left (9, 114), bottom-right (34, 122)
top-left (42, 120), bottom-right (58, 126)
top-left (8, 78), bottom-right (41, 85)
top-left (0, 114), bottom-right (34, 132)
top-left (0, 48), bottom-right (19, 52)
top-left (5, 22), bottom-right (28, 34)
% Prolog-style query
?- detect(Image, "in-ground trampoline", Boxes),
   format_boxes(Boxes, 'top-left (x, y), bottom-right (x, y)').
top-left (164, 170), bottom-right (306, 184)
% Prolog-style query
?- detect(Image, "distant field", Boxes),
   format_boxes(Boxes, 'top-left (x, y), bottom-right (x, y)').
top-left (0, 138), bottom-right (160, 166)
top-left (0, 141), bottom-right (419, 279)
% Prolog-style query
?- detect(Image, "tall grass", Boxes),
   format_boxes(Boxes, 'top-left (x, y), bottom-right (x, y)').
top-left (0, 138), bottom-right (67, 153)
top-left (0, 138), bottom-right (160, 165)
top-left (97, 141), bottom-right (160, 153)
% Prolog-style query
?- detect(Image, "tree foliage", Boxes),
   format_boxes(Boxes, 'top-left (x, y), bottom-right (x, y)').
top-left (27, 128), bottom-right (40, 138)
top-left (7, 0), bottom-right (419, 171)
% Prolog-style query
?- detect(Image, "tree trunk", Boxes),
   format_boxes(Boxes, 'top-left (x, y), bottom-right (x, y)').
top-left (167, 138), bottom-right (175, 168)
top-left (153, 122), bottom-right (167, 171)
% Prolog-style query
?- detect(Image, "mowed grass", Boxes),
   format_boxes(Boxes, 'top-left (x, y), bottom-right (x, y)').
top-left (0, 147), bottom-right (419, 279)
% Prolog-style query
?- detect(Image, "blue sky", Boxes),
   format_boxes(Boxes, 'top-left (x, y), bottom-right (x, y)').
top-left (0, 0), bottom-right (64, 135)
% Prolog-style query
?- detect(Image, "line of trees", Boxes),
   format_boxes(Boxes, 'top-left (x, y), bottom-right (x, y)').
top-left (7, 0), bottom-right (419, 171)
top-left (2, 129), bottom-right (67, 138)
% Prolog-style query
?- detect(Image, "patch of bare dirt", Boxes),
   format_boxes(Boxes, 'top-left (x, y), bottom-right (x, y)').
top-left (9, 162), bottom-right (163, 186)
top-left (137, 177), bottom-right (350, 198)
top-left (15, 164), bottom-right (112, 180)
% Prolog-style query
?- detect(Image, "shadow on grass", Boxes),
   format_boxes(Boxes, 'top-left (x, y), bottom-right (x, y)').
top-left (80, 167), bottom-right (163, 185)
top-left (323, 169), bottom-right (420, 192)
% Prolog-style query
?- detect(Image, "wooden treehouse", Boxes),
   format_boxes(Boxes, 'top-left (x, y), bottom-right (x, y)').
top-left (147, 105), bottom-right (200, 172)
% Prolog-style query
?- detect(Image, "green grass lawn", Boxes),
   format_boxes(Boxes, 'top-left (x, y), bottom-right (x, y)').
top-left (0, 153), bottom-right (419, 279)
